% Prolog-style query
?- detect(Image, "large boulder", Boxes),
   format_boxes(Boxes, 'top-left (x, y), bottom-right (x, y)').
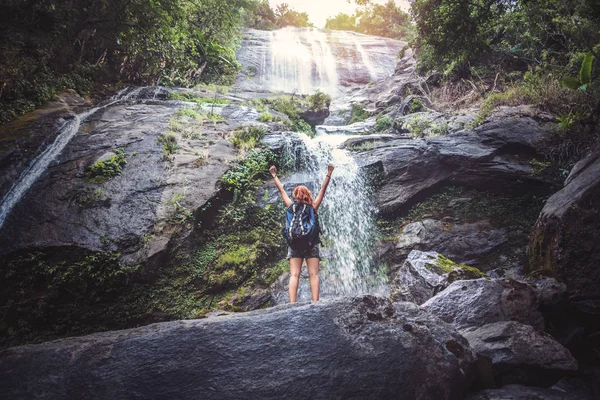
top-left (393, 219), bottom-right (507, 265)
top-left (391, 250), bottom-right (487, 305)
top-left (461, 321), bottom-right (578, 387)
top-left (0, 296), bottom-right (475, 400)
top-left (466, 384), bottom-right (592, 400)
top-left (356, 117), bottom-right (551, 216)
top-left (422, 278), bottom-right (544, 331)
top-left (529, 146), bottom-right (600, 299)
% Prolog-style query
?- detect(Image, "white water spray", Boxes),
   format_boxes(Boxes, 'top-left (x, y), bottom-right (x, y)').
top-left (283, 131), bottom-right (387, 300)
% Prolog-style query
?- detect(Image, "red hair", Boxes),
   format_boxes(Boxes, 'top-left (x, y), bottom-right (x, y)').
top-left (293, 185), bottom-right (314, 206)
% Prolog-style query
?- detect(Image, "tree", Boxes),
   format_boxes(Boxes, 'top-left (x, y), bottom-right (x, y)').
top-left (275, 3), bottom-right (313, 28)
top-left (325, 13), bottom-right (358, 31)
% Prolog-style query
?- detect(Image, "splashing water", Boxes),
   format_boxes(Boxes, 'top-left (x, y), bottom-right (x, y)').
top-left (0, 87), bottom-right (161, 229)
top-left (283, 131), bottom-right (388, 300)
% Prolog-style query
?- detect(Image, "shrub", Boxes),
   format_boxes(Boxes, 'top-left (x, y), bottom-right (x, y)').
top-left (221, 149), bottom-right (277, 191)
top-left (158, 132), bottom-right (178, 156)
top-left (348, 103), bottom-right (370, 124)
top-left (373, 115), bottom-right (393, 132)
top-left (402, 115), bottom-right (432, 138)
top-left (259, 112), bottom-right (274, 122)
top-left (292, 119), bottom-right (314, 136)
top-left (306, 90), bottom-right (332, 111)
top-left (176, 108), bottom-right (203, 119)
top-left (84, 149), bottom-right (127, 184)
top-left (233, 125), bottom-right (268, 150)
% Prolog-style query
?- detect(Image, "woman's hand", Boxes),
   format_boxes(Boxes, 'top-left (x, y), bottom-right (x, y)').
top-left (269, 165), bottom-right (277, 177)
top-left (327, 163), bottom-right (334, 175)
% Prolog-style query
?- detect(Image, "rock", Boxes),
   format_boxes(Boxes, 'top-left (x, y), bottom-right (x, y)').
top-left (316, 119), bottom-right (376, 135)
top-left (393, 219), bottom-right (508, 265)
top-left (356, 117), bottom-right (551, 216)
top-left (300, 108), bottom-right (330, 127)
top-left (461, 321), bottom-right (578, 387)
top-left (422, 278), bottom-right (544, 331)
top-left (466, 384), bottom-right (591, 400)
top-left (0, 296), bottom-right (475, 400)
top-left (526, 276), bottom-right (568, 306)
top-left (528, 146), bottom-right (600, 299)
top-left (0, 95), bottom-right (239, 264)
top-left (391, 250), bottom-right (486, 305)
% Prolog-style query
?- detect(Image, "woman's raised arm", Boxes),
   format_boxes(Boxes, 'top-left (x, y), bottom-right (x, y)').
top-left (269, 165), bottom-right (293, 207)
top-left (313, 163), bottom-right (334, 212)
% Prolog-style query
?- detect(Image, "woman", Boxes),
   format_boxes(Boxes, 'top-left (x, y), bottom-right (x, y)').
top-left (269, 163), bottom-right (334, 303)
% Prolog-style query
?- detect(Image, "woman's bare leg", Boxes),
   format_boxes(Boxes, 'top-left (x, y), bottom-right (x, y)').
top-left (306, 257), bottom-right (320, 301)
top-left (289, 258), bottom-right (302, 303)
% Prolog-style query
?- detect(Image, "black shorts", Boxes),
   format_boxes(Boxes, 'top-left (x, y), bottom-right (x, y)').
top-left (286, 244), bottom-right (321, 260)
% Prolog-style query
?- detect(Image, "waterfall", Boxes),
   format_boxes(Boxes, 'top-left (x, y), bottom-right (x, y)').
top-left (237, 28), bottom-right (405, 95)
top-left (281, 132), bottom-right (388, 301)
top-left (268, 28), bottom-right (339, 95)
top-left (0, 87), bottom-right (160, 229)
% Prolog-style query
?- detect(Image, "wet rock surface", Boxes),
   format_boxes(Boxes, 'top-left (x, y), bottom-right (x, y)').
top-left (461, 321), bottom-right (578, 387)
top-left (391, 250), bottom-right (486, 305)
top-left (0, 296), bottom-right (475, 400)
top-left (422, 278), bottom-right (544, 331)
top-left (393, 219), bottom-right (508, 266)
top-left (529, 146), bottom-right (600, 299)
top-left (355, 117), bottom-right (551, 216)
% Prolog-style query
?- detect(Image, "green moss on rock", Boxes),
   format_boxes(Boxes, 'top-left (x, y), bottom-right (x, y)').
top-left (426, 254), bottom-right (487, 283)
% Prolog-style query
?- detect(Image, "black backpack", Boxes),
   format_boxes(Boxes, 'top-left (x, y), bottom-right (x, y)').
top-left (283, 202), bottom-right (320, 250)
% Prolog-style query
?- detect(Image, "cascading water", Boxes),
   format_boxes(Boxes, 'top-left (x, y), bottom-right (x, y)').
top-left (236, 27), bottom-right (405, 95)
top-left (279, 131), bottom-right (388, 301)
top-left (0, 87), bottom-right (161, 229)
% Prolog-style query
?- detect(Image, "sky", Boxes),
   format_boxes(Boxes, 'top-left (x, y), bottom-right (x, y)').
top-left (268, 0), bottom-right (411, 29)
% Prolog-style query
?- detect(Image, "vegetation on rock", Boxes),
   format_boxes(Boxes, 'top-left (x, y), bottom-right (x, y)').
top-left (84, 149), bottom-right (127, 184)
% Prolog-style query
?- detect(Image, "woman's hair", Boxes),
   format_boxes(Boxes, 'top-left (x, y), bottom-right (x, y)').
top-left (293, 185), bottom-right (314, 206)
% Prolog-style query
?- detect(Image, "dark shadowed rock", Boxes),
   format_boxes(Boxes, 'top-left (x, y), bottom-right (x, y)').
top-left (356, 117), bottom-right (550, 215)
top-left (0, 296), bottom-right (475, 400)
top-left (391, 250), bottom-right (487, 305)
top-left (526, 276), bottom-right (568, 306)
top-left (529, 146), bottom-right (600, 299)
top-left (466, 384), bottom-right (592, 400)
top-left (393, 219), bottom-right (507, 265)
top-left (461, 321), bottom-right (578, 387)
top-left (422, 278), bottom-right (544, 331)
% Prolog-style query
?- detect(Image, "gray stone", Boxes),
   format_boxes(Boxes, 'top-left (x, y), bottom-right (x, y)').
top-left (461, 321), bottom-right (578, 386)
top-left (393, 219), bottom-right (507, 265)
top-left (422, 278), bottom-right (544, 331)
top-left (356, 117), bottom-right (551, 215)
top-left (529, 146), bottom-right (600, 298)
top-left (391, 250), bottom-right (486, 305)
top-left (0, 296), bottom-right (475, 400)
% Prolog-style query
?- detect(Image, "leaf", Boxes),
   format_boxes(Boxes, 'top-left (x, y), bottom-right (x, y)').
top-left (561, 76), bottom-right (581, 91)
top-left (579, 52), bottom-right (594, 86)
top-left (579, 84), bottom-right (589, 92)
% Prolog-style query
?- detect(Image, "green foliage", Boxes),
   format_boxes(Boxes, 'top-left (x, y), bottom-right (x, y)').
top-left (562, 53), bottom-right (595, 92)
top-left (326, 1), bottom-right (414, 40)
top-left (402, 115), bottom-right (436, 138)
top-left (292, 119), bottom-right (314, 136)
top-left (222, 149), bottom-right (278, 191)
top-left (373, 115), bottom-right (393, 132)
top-left (167, 92), bottom-right (230, 105)
top-left (232, 125), bottom-right (268, 150)
top-left (348, 103), bottom-right (370, 124)
top-left (306, 90), bottom-right (332, 111)
top-left (0, 250), bottom-right (139, 347)
top-left (176, 108), bottom-right (203, 119)
top-left (274, 3), bottom-right (313, 28)
top-left (1, 0), bottom-right (247, 124)
top-left (158, 133), bottom-right (178, 157)
top-left (259, 112), bottom-right (274, 122)
top-left (242, 0), bottom-right (278, 30)
top-left (408, 98), bottom-right (426, 113)
top-left (347, 141), bottom-right (375, 152)
top-left (325, 13), bottom-right (358, 31)
top-left (84, 149), bottom-right (127, 184)
top-left (426, 254), bottom-right (487, 282)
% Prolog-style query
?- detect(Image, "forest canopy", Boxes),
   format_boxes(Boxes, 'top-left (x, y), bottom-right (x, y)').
top-left (0, 0), bottom-right (313, 123)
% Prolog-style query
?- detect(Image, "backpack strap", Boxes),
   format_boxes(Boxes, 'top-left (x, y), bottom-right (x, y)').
top-left (289, 203), bottom-right (297, 238)
top-left (300, 204), bottom-right (306, 235)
